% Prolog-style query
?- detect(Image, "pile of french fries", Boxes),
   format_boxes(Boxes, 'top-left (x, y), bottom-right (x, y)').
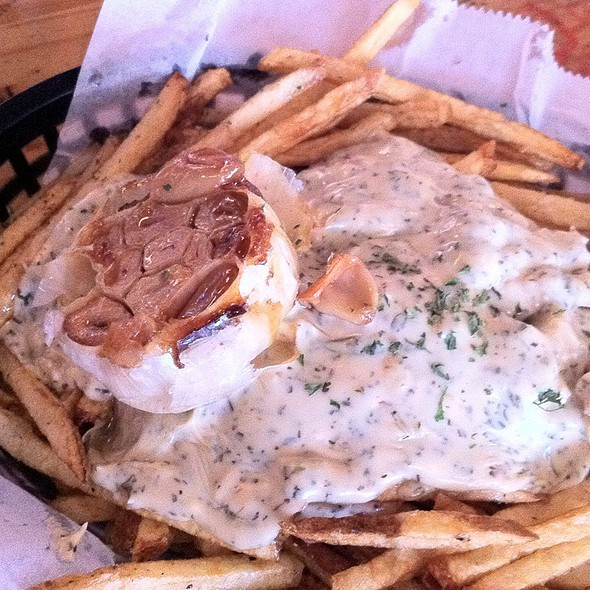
top-left (1, 1), bottom-right (590, 588)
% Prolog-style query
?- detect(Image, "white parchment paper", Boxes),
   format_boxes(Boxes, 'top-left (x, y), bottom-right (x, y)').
top-left (12, 0), bottom-right (590, 585)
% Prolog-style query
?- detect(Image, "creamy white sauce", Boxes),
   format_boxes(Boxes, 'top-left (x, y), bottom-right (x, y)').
top-left (6, 136), bottom-right (590, 551)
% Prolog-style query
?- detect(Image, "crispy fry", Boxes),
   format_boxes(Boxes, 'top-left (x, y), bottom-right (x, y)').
top-left (50, 493), bottom-right (120, 525)
top-left (282, 510), bottom-right (535, 551)
top-left (239, 69), bottom-right (383, 161)
top-left (0, 407), bottom-right (82, 489)
top-left (396, 126), bottom-right (556, 170)
top-left (339, 99), bottom-right (451, 129)
top-left (345, 0), bottom-right (420, 65)
top-left (132, 518), bottom-right (173, 562)
top-left (180, 67), bottom-right (232, 127)
top-left (548, 561), bottom-right (590, 589)
top-left (428, 503), bottom-right (590, 588)
top-left (30, 553), bottom-right (304, 590)
top-left (286, 538), bottom-right (354, 585)
top-left (332, 548), bottom-right (429, 590)
top-left (258, 48), bottom-right (584, 169)
top-left (98, 72), bottom-right (189, 179)
top-left (433, 492), bottom-right (483, 515)
top-left (441, 153), bottom-right (561, 184)
top-left (0, 343), bottom-right (86, 480)
top-left (468, 537), bottom-right (590, 590)
top-left (196, 68), bottom-right (326, 152)
top-left (492, 182), bottom-right (590, 230)
top-left (495, 480), bottom-right (590, 527)
top-left (452, 141), bottom-right (497, 175)
top-left (278, 100), bottom-right (450, 167)
top-left (0, 180), bottom-right (76, 265)
top-left (106, 509), bottom-right (142, 554)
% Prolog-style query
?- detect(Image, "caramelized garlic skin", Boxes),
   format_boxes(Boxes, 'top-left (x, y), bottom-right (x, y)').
top-left (5, 138), bottom-right (590, 551)
top-left (4, 148), bottom-right (297, 413)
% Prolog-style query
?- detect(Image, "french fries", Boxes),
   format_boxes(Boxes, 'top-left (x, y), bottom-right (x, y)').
top-left (97, 72), bottom-right (189, 179)
top-left (258, 48), bottom-right (584, 169)
top-left (131, 518), bottom-right (173, 562)
top-left (468, 537), bottom-right (590, 590)
top-left (50, 494), bottom-right (121, 525)
top-left (239, 69), bottom-right (384, 160)
top-left (2, 2), bottom-right (590, 589)
top-left (0, 343), bottom-right (86, 480)
top-left (331, 548), bottom-right (429, 590)
top-left (282, 510), bottom-right (536, 551)
top-left (428, 503), bottom-right (590, 587)
top-left (345, 0), bottom-right (420, 65)
top-left (30, 553), bottom-right (304, 590)
top-left (196, 68), bottom-right (326, 152)
top-left (492, 182), bottom-right (590, 230)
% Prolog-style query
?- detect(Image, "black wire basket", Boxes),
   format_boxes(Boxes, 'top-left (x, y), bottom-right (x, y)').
top-left (0, 67), bottom-right (80, 221)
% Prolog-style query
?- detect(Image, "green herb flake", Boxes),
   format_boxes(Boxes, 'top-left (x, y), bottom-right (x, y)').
top-left (430, 362), bottom-right (450, 380)
top-left (162, 183), bottom-right (172, 191)
top-left (297, 354), bottom-right (305, 366)
top-left (472, 290), bottom-right (490, 305)
top-left (434, 388), bottom-right (448, 422)
top-left (444, 331), bottom-right (457, 350)
top-left (381, 253), bottom-right (421, 275)
top-left (377, 294), bottom-right (390, 312)
top-left (474, 341), bottom-right (488, 356)
top-left (466, 312), bottom-right (483, 336)
top-left (388, 341), bottom-right (402, 355)
top-left (361, 340), bottom-right (383, 355)
top-left (534, 389), bottom-right (564, 411)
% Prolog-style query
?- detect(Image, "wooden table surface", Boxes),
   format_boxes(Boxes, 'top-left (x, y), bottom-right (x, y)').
top-left (0, 0), bottom-right (589, 101)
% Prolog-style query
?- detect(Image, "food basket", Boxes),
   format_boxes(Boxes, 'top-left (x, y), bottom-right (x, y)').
top-left (0, 67), bottom-right (80, 221)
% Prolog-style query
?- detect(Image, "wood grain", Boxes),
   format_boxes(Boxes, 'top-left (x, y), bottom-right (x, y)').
top-left (0, 0), bottom-right (101, 97)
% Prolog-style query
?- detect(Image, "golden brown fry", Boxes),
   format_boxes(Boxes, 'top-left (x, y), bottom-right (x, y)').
top-left (428, 503), bottom-right (590, 588)
top-left (492, 182), bottom-right (590, 230)
top-left (180, 67), bottom-right (232, 126)
top-left (433, 492), bottom-right (483, 516)
top-left (452, 141), bottom-right (497, 175)
top-left (331, 548), bottom-right (429, 590)
top-left (345, 0), bottom-right (420, 65)
top-left (338, 99), bottom-right (450, 129)
top-left (396, 126), bottom-right (555, 170)
top-left (196, 68), bottom-right (325, 152)
top-left (278, 100), bottom-right (450, 167)
top-left (0, 407), bottom-right (82, 489)
top-left (106, 509), bottom-right (142, 554)
top-left (132, 518), bottom-right (173, 562)
top-left (50, 493), bottom-right (120, 525)
top-left (495, 481), bottom-right (590, 528)
top-left (0, 343), bottom-right (86, 480)
top-left (441, 152), bottom-right (561, 184)
top-left (258, 48), bottom-right (584, 169)
top-left (282, 510), bottom-right (535, 551)
top-left (548, 561), bottom-right (590, 589)
top-left (30, 553), bottom-right (304, 590)
top-left (98, 72), bottom-right (188, 179)
top-left (239, 69), bottom-right (384, 161)
top-left (286, 538), bottom-right (354, 585)
top-left (0, 180), bottom-right (76, 266)
top-left (468, 537), bottom-right (590, 590)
